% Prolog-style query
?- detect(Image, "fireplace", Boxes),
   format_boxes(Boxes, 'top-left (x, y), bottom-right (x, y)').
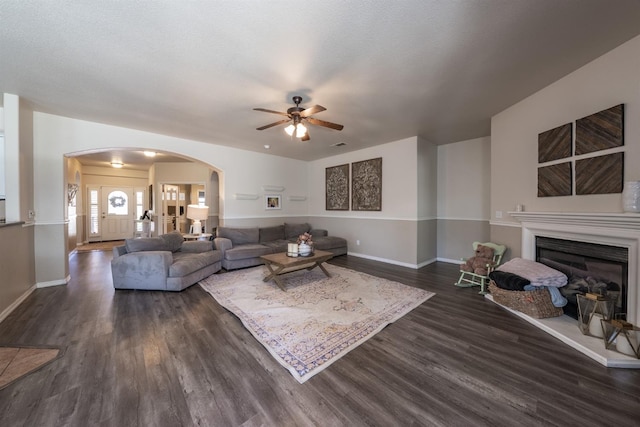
top-left (501, 212), bottom-right (640, 368)
top-left (536, 236), bottom-right (627, 321)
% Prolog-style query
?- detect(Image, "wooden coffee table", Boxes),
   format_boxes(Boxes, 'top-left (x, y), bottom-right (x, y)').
top-left (260, 250), bottom-right (334, 291)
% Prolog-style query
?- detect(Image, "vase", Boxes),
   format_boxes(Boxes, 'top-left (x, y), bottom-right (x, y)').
top-left (623, 181), bottom-right (640, 213)
top-left (298, 243), bottom-right (312, 257)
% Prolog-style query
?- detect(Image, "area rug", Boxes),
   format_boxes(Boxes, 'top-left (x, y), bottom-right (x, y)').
top-left (0, 346), bottom-right (62, 390)
top-left (199, 264), bottom-right (435, 383)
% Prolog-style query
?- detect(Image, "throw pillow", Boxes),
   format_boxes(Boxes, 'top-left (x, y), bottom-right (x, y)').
top-left (161, 230), bottom-right (184, 252)
top-left (284, 222), bottom-right (311, 239)
top-left (259, 225), bottom-right (285, 243)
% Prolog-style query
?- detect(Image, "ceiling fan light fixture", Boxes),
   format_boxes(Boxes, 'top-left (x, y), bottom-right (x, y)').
top-left (295, 123), bottom-right (307, 138)
top-left (284, 124), bottom-right (296, 136)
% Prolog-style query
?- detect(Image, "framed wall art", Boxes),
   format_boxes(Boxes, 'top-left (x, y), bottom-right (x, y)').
top-left (351, 157), bottom-right (382, 211)
top-left (265, 195), bottom-right (281, 210)
top-left (325, 164), bottom-right (350, 210)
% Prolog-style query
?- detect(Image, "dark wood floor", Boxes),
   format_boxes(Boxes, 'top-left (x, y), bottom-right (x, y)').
top-left (1, 252), bottom-right (639, 426)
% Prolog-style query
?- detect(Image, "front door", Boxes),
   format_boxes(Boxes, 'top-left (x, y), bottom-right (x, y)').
top-left (101, 186), bottom-right (135, 241)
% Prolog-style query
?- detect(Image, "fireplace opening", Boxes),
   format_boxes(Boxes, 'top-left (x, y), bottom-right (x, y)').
top-left (535, 237), bottom-right (628, 321)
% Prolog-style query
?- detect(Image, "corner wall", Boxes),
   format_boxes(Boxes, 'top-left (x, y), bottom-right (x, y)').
top-left (436, 136), bottom-right (491, 262)
top-left (0, 95), bottom-right (36, 319)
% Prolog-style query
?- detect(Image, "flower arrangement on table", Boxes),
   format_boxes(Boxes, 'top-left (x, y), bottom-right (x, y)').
top-left (296, 232), bottom-right (314, 256)
top-left (297, 232), bottom-right (313, 246)
top-left (287, 233), bottom-right (314, 257)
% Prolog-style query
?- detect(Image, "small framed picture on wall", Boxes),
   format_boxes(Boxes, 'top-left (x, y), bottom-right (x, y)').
top-left (265, 195), bottom-right (281, 210)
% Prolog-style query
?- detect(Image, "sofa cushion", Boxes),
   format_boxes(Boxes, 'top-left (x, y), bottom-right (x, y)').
top-left (125, 237), bottom-right (168, 253)
top-left (224, 244), bottom-right (272, 261)
top-left (262, 239), bottom-right (290, 253)
top-left (312, 236), bottom-right (348, 250)
top-left (160, 231), bottom-right (184, 252)
top-left (170, 252), bottom-right (217, 277)
top-left (259, 225), bottom-right (285, 243)
top-left (181, 240), bottom-right (214, 253)
top-left (284, 222), bottom-right (311, 239)
top-left (218, 227), bottom-right (259, 245)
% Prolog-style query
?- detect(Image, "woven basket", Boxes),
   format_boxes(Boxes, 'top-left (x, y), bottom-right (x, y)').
top-left (488, 281), bottom-right (563, 319)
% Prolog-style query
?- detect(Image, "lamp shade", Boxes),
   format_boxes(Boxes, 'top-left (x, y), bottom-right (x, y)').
top-left (186, 204), bottom-right (209, 220)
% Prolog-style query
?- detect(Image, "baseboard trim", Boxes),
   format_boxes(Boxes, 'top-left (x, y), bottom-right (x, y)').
top-left (0, 284), bottom-right (37, 324)
top-left (36, 276), bottom-right (70, 288)
top-left (347, 252), bottom-right (438, 269)
top-left (415, 258), bottom-right (438, 269)
top-left (436, 257), bottom-right (463, 265)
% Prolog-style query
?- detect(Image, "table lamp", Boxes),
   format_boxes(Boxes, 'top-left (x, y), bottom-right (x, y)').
top-left (186, 204), bottom-right (208, 235)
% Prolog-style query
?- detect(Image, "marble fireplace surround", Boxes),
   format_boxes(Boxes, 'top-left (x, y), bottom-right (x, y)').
top-left (490, 212), bottom-right (640, 368)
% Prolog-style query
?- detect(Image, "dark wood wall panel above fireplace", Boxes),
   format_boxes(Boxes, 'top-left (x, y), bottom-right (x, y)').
top-left (575, 104), bottom-right (624, 155)
top-left (538, 162), bottom-right (572, 197)
top-left (575, 152), bottom-right (624, 195)
top-left (538, 122), bottom-right (572, 163)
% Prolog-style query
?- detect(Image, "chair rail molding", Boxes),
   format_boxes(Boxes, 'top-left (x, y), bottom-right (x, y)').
top-left (233, 193), bottom-right (259, 200)
top-left (509, 211), bottom-right (640, 230)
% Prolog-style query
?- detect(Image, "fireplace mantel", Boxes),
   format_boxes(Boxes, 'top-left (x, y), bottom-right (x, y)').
top-left (489, 210), bottom-right (640, 368)
top-left (509, 211), bottom-right (640, 230)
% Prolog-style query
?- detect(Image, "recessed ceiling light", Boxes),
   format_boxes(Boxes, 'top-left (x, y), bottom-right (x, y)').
top-left (143, 151), bottom-right (157, 157)
top-left (264, 144), bottom-right (270, 149)
top-left (111, 161), bottom-right (124, 168)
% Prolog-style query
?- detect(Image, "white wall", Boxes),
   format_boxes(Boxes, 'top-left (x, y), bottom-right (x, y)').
top-left (309, 137), bottom-right (418, 218)
top-left (491, 34), bottom-right (640, 254)
top-left (437, 136), bottom-right (491, 220)
top-left (308, 137), bottom-right (429, 267)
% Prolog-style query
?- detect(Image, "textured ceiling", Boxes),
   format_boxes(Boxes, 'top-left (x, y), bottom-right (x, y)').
top-left (1, 0), bottom-right (640, 163)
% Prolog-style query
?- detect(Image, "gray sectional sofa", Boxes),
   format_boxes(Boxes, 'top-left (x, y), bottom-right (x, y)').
top-left (111, 231), bottom-right (222, 291)
top-left (214, 222), bottom-right (347, 270)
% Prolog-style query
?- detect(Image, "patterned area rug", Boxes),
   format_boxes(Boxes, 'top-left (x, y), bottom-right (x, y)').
top-left (0, 346), bottom-right (61, 390)
top-left (199, 264), bottom-right (435, 383)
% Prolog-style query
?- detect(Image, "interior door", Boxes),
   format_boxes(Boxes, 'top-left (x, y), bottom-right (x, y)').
top-left (101, 186), bottom-right (135, 241)
top-left (162, 184), bottom-right (179, 234)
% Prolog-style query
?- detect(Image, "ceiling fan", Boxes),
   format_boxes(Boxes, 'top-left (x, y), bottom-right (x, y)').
top-left (254, 96), bottom-right (344, 141)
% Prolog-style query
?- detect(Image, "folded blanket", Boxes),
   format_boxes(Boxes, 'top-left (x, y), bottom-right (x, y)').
top-left (488, 271), bottom-right (530, 291)
top-left (523, 284), bottom-right (568, 307)
top-left (497, 257), bottom-right (567, 288)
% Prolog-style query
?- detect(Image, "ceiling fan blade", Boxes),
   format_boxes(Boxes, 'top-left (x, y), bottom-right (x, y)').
top-left (256, 119), bottom-right (291, 130)
top-left (305, 117), bottom-right (344, 131)
top-left (299, 105), bottom-right (326, 117)
top-left (301, 131), bottom-right (310, 142)
top-left (253, 108), bottom-right (290, 117)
